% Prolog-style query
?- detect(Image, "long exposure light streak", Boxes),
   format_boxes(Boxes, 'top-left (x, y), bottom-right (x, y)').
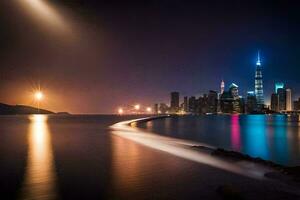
top-left (110, 117), bottom-right (273, 180)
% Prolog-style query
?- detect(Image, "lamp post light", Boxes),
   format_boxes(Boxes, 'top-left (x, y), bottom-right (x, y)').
top-left (118, 108), bottom-right (124, 115)
top-left (134, 104), bottom-right (140, 110)
top-left (146, 107), bottom-right (152, 113)
top-left (35, 91), bottom-right (43, 113)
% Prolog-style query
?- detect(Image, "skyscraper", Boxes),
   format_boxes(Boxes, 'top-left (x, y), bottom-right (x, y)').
top-left (220, 83), bottom-right (242, 113)
top-left (229, 83), bottom-right (239, 100)
top-left (286, 88), bottom-right (292, 111)
top-left (275, 82), bottom-right (284, 93)
top-left (278, 88), bottom-right (286, 111)
top-left (183, 96), bottom-right (188, 112)
top-left (170, 92), bottom-right (179, 113)
top-left (208, 90), bottom-right (218, 113)
top-left (220, 80), bottom-right (225, 94)
top-left (154, 103), bottom-right (159, 114)
top-left (188, 96), bottom-right (196, 113)
top-left (270, 93), bottom-right (279, 112)
top-left (255, 51), bottom-right (264, 106)
top-left (274, 82), bottom-right (286, 111)
top-left (229, 83), bottom-right (241, 113)
top-left (294, 98), bottom-right (300, 111)
top-left (246, 91), bottom-right (257, 113)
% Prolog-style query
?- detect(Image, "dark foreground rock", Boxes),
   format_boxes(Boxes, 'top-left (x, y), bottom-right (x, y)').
top-left (211, 148), bottom-right (283, 168)
top-left (211, 148), bottom-right (300, 185)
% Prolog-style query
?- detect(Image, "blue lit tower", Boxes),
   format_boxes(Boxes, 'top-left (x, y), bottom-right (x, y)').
top-left (254, 51), bottom-right (264, 106)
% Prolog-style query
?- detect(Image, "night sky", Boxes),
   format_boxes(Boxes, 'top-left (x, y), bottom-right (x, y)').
top-left (0, 0), bottom-right (299, 113)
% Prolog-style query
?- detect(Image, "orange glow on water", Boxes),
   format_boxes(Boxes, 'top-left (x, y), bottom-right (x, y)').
top-left (111, 117), bottom-right (270, 180)
top-left (19, 115), bottom-right (58, 199)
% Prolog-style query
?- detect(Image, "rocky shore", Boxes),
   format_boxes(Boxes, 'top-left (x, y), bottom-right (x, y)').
top-left (192, 146), bottom-right (300, 185)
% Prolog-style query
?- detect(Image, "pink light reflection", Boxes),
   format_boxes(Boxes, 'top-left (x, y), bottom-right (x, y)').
top-left (231, 114), bottom-right (241, 151)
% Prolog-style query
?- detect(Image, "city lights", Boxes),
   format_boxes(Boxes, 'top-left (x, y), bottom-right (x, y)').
top-left (116, 104), bottom-right (155, 114)
top-left (146, 107), bottom-right (152, 112)
top-left (118, 108), bottom-right (124, 115)
top-left (134, 104), bottom-right (140, 110)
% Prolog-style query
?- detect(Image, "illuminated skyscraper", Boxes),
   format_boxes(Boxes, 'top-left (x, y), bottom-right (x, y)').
top-left (246, 91), bottom-right (257, 113)
top-left (286, 88), bottom-right (292, 111)
top-left (220, 80), bottom-right (225, 94)
top-left (270, 93), bottom-right (279, 112)
top-left (208, 90), bottom-right (218, 113)
top-left (278, 88), bottom-right (286, 111)
top-left (275, 82), bottom-right (284, 93)
top-left (255, 51), bottom-right (264, 106)
top-left (188, 96), bottom-right (196, 113)
top-left (294, 98), bottom-right (300, 111)
top-left (170, 92), bottom-right (180, 113)
top-left (183, 96), bottom-right (188, 112)
top-left (274, 82), bottom-right (286, 111)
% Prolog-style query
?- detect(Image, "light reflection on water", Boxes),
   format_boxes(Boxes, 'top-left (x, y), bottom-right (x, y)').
top-left (230, 115), bottom-right (241, 151)
top-left (111, 135), bottom-right (142, 196)
top-left (111, 119), bottom-right (269, 180)
top-left (243, 115), bottom-right (269, 159)
top-left (139, 115), bottom-right (300, 166)
top-left (19, 115), bottom-right (58, 200)
top-left (272, 115), bottom-right (288, 164)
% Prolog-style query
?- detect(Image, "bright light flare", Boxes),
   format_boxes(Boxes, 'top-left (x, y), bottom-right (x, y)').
top-left (146, 107), bottom-right (152, 112)
top-left (134, 104), bottom-right (140, 110)
top-left (118, 108), bottom-right (124, 115)
top-left (35, 91), bottom-right (43, 101)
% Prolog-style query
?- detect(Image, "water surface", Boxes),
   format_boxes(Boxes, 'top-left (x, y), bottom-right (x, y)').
top-left (138, 115), bottom-right (300, 166)
top-left (1, 114), bottom-right (299, 200)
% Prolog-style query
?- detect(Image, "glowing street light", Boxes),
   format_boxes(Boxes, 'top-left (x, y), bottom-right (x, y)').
top-left (35, 91), bottom-right (43, 101)
top-left (134, 104), bottom-right (140, 110)
top-left (34, 91), bottom-right (44, 113)
top-left (118, 108), bottom-right (124, 115)
top-left (146, 107), bottom-right (152, 113)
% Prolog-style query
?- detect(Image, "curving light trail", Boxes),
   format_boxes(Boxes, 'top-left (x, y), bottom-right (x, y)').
top-left (110, 117), bottom-right (274, 180)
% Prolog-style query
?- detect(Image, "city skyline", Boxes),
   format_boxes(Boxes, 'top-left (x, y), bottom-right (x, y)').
top-left (149, 53), bottom-right (299, 115)
top-left (1, 2), bottom-right (300, 199)
top-left (151, 51), bottom-right (298, 110)
top-left (0, 1), bottom-right (300, 113)
top-left (108, 51), bottom-right (300, 114)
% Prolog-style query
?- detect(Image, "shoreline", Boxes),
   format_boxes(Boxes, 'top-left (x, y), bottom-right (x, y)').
top-left (112, 115), bottom-right (300, 185)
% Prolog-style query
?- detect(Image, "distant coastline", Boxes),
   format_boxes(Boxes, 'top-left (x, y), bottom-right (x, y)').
top-left (0, 103), bottom-right (55, 115)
